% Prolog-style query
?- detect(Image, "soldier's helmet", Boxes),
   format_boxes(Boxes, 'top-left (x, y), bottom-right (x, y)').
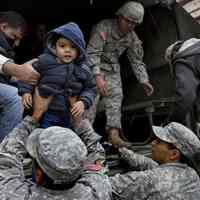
top-left (116, 1), bottom-right (144, 24)
top-left (26, 126), bottom-right (88, 184)
top-left (153, 122), bottom-right (200, 174)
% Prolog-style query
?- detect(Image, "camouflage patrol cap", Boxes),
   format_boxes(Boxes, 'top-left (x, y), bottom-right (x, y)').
top-left (152, 122), bottom-right (200, 160)
top-left (26, 126), bottom-right (88, 184)
top-left (116, 1), bottom-right (144, 24)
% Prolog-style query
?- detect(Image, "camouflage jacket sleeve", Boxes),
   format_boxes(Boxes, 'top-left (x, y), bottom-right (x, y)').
top-left (87, 21), bottom-right (108, 75)
top-left (110, 170), bottom-right (151, 200)
top-left (0, 116), bottom-right (39, 162)
top-left (119, 148), bottom-right (158, 170)
top-left (127, 32), bottom-right (149, 83)
top-left (74, 119), bottom-right (105, 163)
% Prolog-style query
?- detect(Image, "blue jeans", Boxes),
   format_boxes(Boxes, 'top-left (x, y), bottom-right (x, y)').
top-left (0, 83), bottom-right (23, 141)
top-left (40, 110), bottom-right (72, 129)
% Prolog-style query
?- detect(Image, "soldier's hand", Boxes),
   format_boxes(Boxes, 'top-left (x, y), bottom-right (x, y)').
top-left (71, 100), bottom-right (85, 118)
top-left (95, 74), bottom-right (108, 96)
top-left (142, 81), bottom-right (154, 96)
top-left (32, 88), bottom-right (53, 122)
top-left (15, 59), bottom-right (40, 85)
top-left (119, 147), bottom-right (138, 164)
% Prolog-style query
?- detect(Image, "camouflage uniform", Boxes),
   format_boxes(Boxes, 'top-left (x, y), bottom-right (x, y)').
top-left (110, 122), bottom-right (200, 199)
top-left (0, 116), bottom-right (112, 200)
top-left (87, 18), bottom-right (149, 129)
top-left (74, 118), bottom-right (106, 163)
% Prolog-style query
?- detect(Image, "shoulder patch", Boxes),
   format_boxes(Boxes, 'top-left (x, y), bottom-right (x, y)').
top-left (100, 31), bottom-right (107, 42)
top-left (85, 164), bottom-right (103, 171)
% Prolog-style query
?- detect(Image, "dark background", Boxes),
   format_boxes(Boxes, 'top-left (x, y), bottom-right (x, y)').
top-left (0, 0), bottom-right (126, 38)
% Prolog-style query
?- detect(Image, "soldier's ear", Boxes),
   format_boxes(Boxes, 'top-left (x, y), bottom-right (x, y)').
top-left (35, 166), bottom-right (45, 185)
top-left (32, 160), bottom-right (45, 185)
top-left (170, 149), bottom-right (180, 162)
top-left (118, 15), bottom-right (124, 23)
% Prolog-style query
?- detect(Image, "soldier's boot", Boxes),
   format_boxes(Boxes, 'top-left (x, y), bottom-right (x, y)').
top-left (108, 127), bottom-right (131, 148)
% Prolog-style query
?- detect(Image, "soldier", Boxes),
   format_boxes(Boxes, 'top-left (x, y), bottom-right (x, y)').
top-left (165, 38), bottom-right (200, 126)
top-left (110, 122), bottom-right (200, 199)
top-left (87, 1), bottom-right (154, 148)
top-left (0, 91), bottom-right (112, 200)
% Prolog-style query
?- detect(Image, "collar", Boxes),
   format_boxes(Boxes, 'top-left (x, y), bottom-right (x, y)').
top-left (111, 19), bottom-right (132, 41)
top-left (160, 162), bottom-right (188, 168)
top-left (111, 19), bottom-right (124, 40)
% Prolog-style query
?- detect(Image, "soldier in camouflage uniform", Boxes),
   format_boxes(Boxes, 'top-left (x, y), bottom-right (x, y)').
top-left (0, 93), bottom-right (112, 200)
top-left (110, 122), bottom-right (200, 199)
top-left (87, 1), bottom-right (154, 148)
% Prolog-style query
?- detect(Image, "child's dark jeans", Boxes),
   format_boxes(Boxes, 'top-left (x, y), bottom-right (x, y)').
top-left (40, 110), bottom-right (72, 129)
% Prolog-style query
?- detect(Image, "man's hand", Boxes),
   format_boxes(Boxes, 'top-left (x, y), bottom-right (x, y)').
top-left (22, 93), bottom-right (33, 109)
top-left (32, 88), bottom-right (53, 122)
top-left (95, 74), bottom-right (108, 96)
top-left (16, 59), bottom-right (40, 85)
top-left (4, 59), bottom-right (40, 85)
top-left (142, 81), bottom-right (154, 96)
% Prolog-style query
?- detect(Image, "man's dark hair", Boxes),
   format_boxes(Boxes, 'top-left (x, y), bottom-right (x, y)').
top-left (48, 33), bottom-right (61, 47)
top-left (0, 11), bottom-right (27, 32)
